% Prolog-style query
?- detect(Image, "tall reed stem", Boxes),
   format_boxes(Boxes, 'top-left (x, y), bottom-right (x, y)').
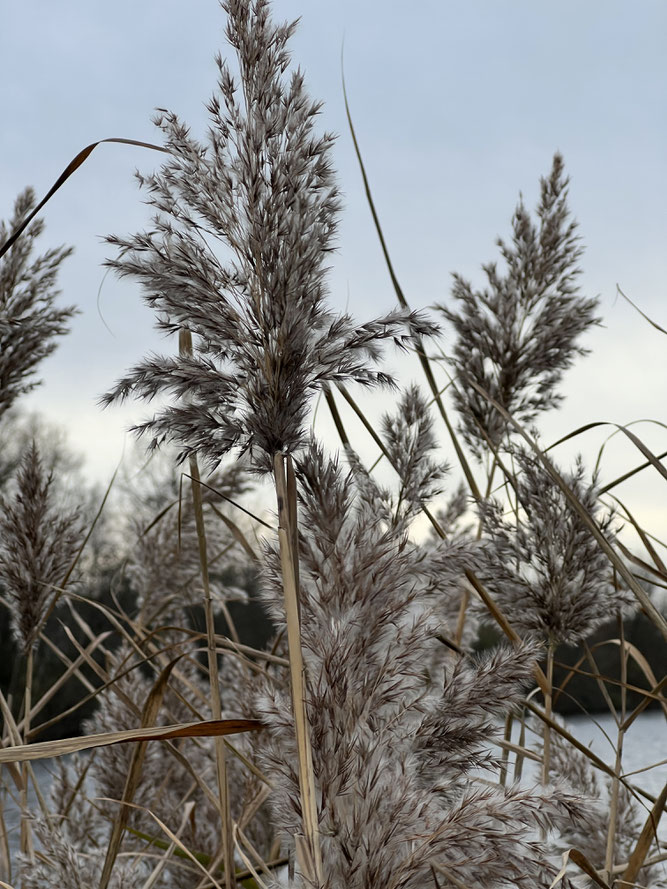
top-left (179, 329), bottom-right (233, 889)
top-left (273, 452), bottom-right (323, 886)
top-left (20, 646), bottom-right (34, 861)
top-left (604, 614), bottom-right (628, 883)
top-left (541, 640), bottom-right (555, 787)
top-left (499, 713), bottom-right (512, 787)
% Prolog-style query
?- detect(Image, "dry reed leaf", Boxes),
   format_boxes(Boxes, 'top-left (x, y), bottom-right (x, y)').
top-left (235, 823), bottom-right (273, 884)
top-left (0, 139), bottom-right (169, 259)
top-left (0, 719), bottom-right (263, 764)
top-left (209, 503), bottom-right (259, 562)
top-left (342, 76), bottom-right (481, 503)
top-left (139, 802), bottom-right (194, 889)
top-left (617, 284), bottom-right (667, 336)
top-left (549, 849), bottom-right (572, 889)
top-left (525, 701), bottom-right (620, 783)
top-left (605, 639), bottom-right (667, 720)
top-left (102, 798), bottom-right (225, 889)
top-left (610, 494), bottom-right (667, 577)
top-left (181, 473), bottom-right (273, 530)
top-left (620, 780), bottom-right (667, 886)
top-left (98, 656), bottom-right (183, 889)
top-left (30, 631), bottom-right (157, 738)
top-left (584, 643), bottom-right (621, 721)
top-left (599, 447), bottom-right (667, 495)
top-left (615, 538), bottom-right (667, 585)
top-left (553, 657), bottom-right (664, 708)
top-left (21, 631), bottom-right (113, 735)
top-left (553, 635), bottom-right (667, 726)
top-left (623, 675), bottom-right (667, 731)
top-left (59, 622), bottom-right (139, 716)
top-left (233, 825), bottom-right (269, 889)
top-left (569, 849), bottom-right (612, 889)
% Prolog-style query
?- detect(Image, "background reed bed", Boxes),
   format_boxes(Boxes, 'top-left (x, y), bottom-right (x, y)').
top-left (0, 1), bottom-right (665, 887)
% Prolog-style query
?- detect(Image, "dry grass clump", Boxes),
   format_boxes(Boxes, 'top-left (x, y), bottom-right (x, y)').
top-left (0, 1), bottom-right (665, 888)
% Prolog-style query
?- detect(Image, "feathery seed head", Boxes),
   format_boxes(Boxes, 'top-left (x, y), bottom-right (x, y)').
top-left (437, 154), bottom-right (600, 459)
top-left (476, 448), bottom-right (631, 645)
top-left (0, 188), bottom-right (76, 419)
top-left (102, 0), bottom-right (436, 471)
top-left (0, 441), bottom-right (83, 651)
top-left (249, 443), bottom-right (588, 888)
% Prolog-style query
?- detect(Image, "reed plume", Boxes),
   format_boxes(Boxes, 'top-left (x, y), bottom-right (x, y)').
top-left (437, 155), bottom-right (599, 459)
top-left (0, 440), bottom-right (82, 653)
top-left (476, 447), bottom-right (630, 646)
top-left (100, 1), bottom-right (436, 878)
top-left (0, 188), bottom-right (75, 420)
top-left (247, 443), bottom-right (588, 889)
top-left (101, 0), bottom-right (434, 471)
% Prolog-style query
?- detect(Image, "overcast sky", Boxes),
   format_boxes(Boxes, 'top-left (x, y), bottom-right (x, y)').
top-left (1, 1), bottom-right (666, 540)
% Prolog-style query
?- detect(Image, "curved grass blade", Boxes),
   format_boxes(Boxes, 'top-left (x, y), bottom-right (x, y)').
top-left (342, 67), bottom-right (481, 502)
top-left (599, 448), bottom-right (667, 495)
top-left (609, 494), bottom-right (667, 576)
top-left (98, 656), bottom-right (184, 889)
top-left (101, 799), bottom-right (225, 889)
top-left (0, 138), bottom-right (169, 259)
top-left (620, 781), bottom-right (667, 888)
top-left (617, 285), bottom-right (667, 336)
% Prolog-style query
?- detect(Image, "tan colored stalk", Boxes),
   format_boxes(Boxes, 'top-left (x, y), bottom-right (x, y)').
top-left (0, 792), bottom-right (10, 886)
top-left (273, 452), bottom-right (323, 885)
top-left (541, 639), bottom-right (555, 787)
top-left (499, 713), bottom-right (512, 787)
top-left (513, 706), bottom-right (528, 782)
top-left (584, 643), bottom-right (620, 721)
top-left (180, 327), bottom-right (233, 889)
top-left (604, 616), bottom-right (628, 884)
top-left (19, 646), bottom-right (34, 861)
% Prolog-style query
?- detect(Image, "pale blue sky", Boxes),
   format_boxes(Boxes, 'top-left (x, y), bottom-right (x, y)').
top-left (1, 1), bottom-right (666, 535)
